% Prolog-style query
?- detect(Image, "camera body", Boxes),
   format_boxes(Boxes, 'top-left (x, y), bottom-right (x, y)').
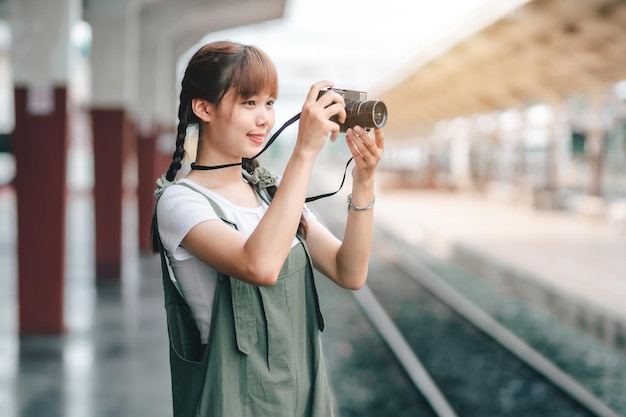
top-left (317, 88), bottom-right (387, 132)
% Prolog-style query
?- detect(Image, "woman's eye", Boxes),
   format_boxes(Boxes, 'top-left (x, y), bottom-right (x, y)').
top-left (266, 100), bottom-right (275, 107)
top-left (244, 100), bottom-right (255, 106)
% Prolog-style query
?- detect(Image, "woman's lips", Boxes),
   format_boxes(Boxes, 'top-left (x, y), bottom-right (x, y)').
top-left (248, 134), bottom-right (265, 144)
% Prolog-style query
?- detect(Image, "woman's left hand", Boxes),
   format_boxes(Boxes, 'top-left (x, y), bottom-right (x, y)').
top-left (345, 126), bottom-right (385, 183)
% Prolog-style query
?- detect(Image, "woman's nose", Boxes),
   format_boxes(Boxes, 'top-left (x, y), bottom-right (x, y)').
top-left (256, 108), bottom-right (271, 125)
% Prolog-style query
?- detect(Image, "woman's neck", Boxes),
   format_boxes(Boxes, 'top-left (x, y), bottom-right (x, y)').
top-left (186, 164), bottom-right (242, 188)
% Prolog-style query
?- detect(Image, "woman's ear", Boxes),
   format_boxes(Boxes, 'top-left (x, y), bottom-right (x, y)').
top-left (191, 98), bottom-right (213, 123)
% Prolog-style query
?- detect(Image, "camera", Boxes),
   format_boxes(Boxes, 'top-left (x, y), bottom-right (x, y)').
top-left (317, 88), bottom-right (387, 132)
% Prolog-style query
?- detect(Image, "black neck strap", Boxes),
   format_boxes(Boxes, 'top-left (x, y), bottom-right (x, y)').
top-left (190, 112), bottom-right (352, 203)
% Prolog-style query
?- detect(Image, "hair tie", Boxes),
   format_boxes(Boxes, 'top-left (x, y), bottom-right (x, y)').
top-left (242, 166), bottom-right (277, 191)
top-left (154, 174), bottom-right (175, 197)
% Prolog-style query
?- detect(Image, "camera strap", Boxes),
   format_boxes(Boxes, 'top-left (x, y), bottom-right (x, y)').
top-left (190, 112), bottom-right (353, 203)
top-left (304, 156), bottom-right (353, 203)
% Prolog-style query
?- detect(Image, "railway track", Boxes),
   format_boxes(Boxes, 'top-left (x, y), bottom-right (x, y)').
top-left (313, 200), bottom-right (624, 417)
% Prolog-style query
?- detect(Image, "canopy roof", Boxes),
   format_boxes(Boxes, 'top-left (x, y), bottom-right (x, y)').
top-left (380, 0), bottom-right (626, 137)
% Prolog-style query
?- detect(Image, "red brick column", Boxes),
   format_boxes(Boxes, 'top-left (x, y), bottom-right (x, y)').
top-left (137, 126), bottom-right (173, 252)
top-left (91, 109), bottom-right (137, 280)
top-left (13, 86), bottom-right (68, 334)
top-left (137, 129), bottom-right (157, 252)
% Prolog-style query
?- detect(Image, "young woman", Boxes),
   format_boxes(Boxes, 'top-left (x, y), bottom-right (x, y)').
top-left (152, 40), bottom-right (384, 417)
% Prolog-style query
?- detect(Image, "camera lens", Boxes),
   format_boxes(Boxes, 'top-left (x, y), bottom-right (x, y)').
top-left (370, 101), bottom-right (387, 128)
top-left (344, 100), bottom-right (388, 131)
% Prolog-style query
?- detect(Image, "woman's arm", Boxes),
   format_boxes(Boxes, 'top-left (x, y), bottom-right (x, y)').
top-left (306, 126), bottom-right (384, 289)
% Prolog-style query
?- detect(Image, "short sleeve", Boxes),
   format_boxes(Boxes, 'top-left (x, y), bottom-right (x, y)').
top-left (302, 203), bottom-right (316, 222)
top-left (156, 184), bottom-right (220, 261)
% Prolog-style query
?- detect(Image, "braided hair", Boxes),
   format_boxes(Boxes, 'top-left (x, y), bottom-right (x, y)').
top-left (152, 41), bottom-right (306, 252)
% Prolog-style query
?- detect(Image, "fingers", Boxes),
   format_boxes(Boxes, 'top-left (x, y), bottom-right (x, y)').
top-left (305, 81), bottom-right (346, 124)
top-left (374, 127), bottom-right (385, 152)
top-left (346, 126), bottom-right (383, 163)
top-left (305, 80), bottom-right (342, 106)
top-left (305, 80), bottom-right (333, 103)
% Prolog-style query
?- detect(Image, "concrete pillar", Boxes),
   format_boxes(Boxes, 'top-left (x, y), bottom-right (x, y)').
top-left (546, 102), bottom-right (567, 192)
top-left (586, 93), bottom-right (607, 197)
top-left (449, 118), bottom-right (471, 190)
top-left (9, 0), bottom-right (81, 333)
top-left (86, 1), bottom-right (139, 278)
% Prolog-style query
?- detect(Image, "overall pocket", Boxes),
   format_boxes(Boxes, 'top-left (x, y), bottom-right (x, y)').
top-left (230, 279), bottom-right (259, 355)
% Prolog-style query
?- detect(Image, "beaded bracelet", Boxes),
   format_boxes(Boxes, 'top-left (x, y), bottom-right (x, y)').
top-left (346, 193), bottom-right (376, 213)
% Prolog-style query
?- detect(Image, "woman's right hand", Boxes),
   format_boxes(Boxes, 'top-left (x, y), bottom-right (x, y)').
top-left (295, 80), bottom-right (347, 155)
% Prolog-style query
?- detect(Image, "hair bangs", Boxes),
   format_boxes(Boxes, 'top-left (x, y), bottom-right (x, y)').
top-left (231, 45), bottom-right (278, 100)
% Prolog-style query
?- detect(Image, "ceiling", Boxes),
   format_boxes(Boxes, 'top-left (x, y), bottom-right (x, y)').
top-left (379, 0), bottom-right (626, 138)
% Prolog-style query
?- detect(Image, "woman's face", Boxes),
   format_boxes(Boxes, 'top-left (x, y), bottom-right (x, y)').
top-left (207, 88), bottom-right (276, 161)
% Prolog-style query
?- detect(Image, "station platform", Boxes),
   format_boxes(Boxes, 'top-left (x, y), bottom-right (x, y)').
top-left (370, 172), bottom-right (626, 350)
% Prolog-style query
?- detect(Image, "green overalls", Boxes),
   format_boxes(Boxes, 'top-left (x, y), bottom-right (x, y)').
top-left (154, 184), bottom-right (334, 417)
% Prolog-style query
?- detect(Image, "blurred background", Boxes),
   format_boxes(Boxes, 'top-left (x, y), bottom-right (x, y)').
top-left (1, 0), bottom-right (625, 416)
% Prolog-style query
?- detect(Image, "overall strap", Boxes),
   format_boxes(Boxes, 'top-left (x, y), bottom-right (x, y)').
top-left (176, 182), bottom-right (238, 230)
top-left (295, 235), bottom-right (325, 331)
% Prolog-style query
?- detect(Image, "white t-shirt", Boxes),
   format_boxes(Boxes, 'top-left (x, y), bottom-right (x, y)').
top-left (156, 177), bottom-right (316, 343)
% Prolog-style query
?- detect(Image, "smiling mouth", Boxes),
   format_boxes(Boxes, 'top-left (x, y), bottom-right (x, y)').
top-left (248, 134), bottom-right (265, 144)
